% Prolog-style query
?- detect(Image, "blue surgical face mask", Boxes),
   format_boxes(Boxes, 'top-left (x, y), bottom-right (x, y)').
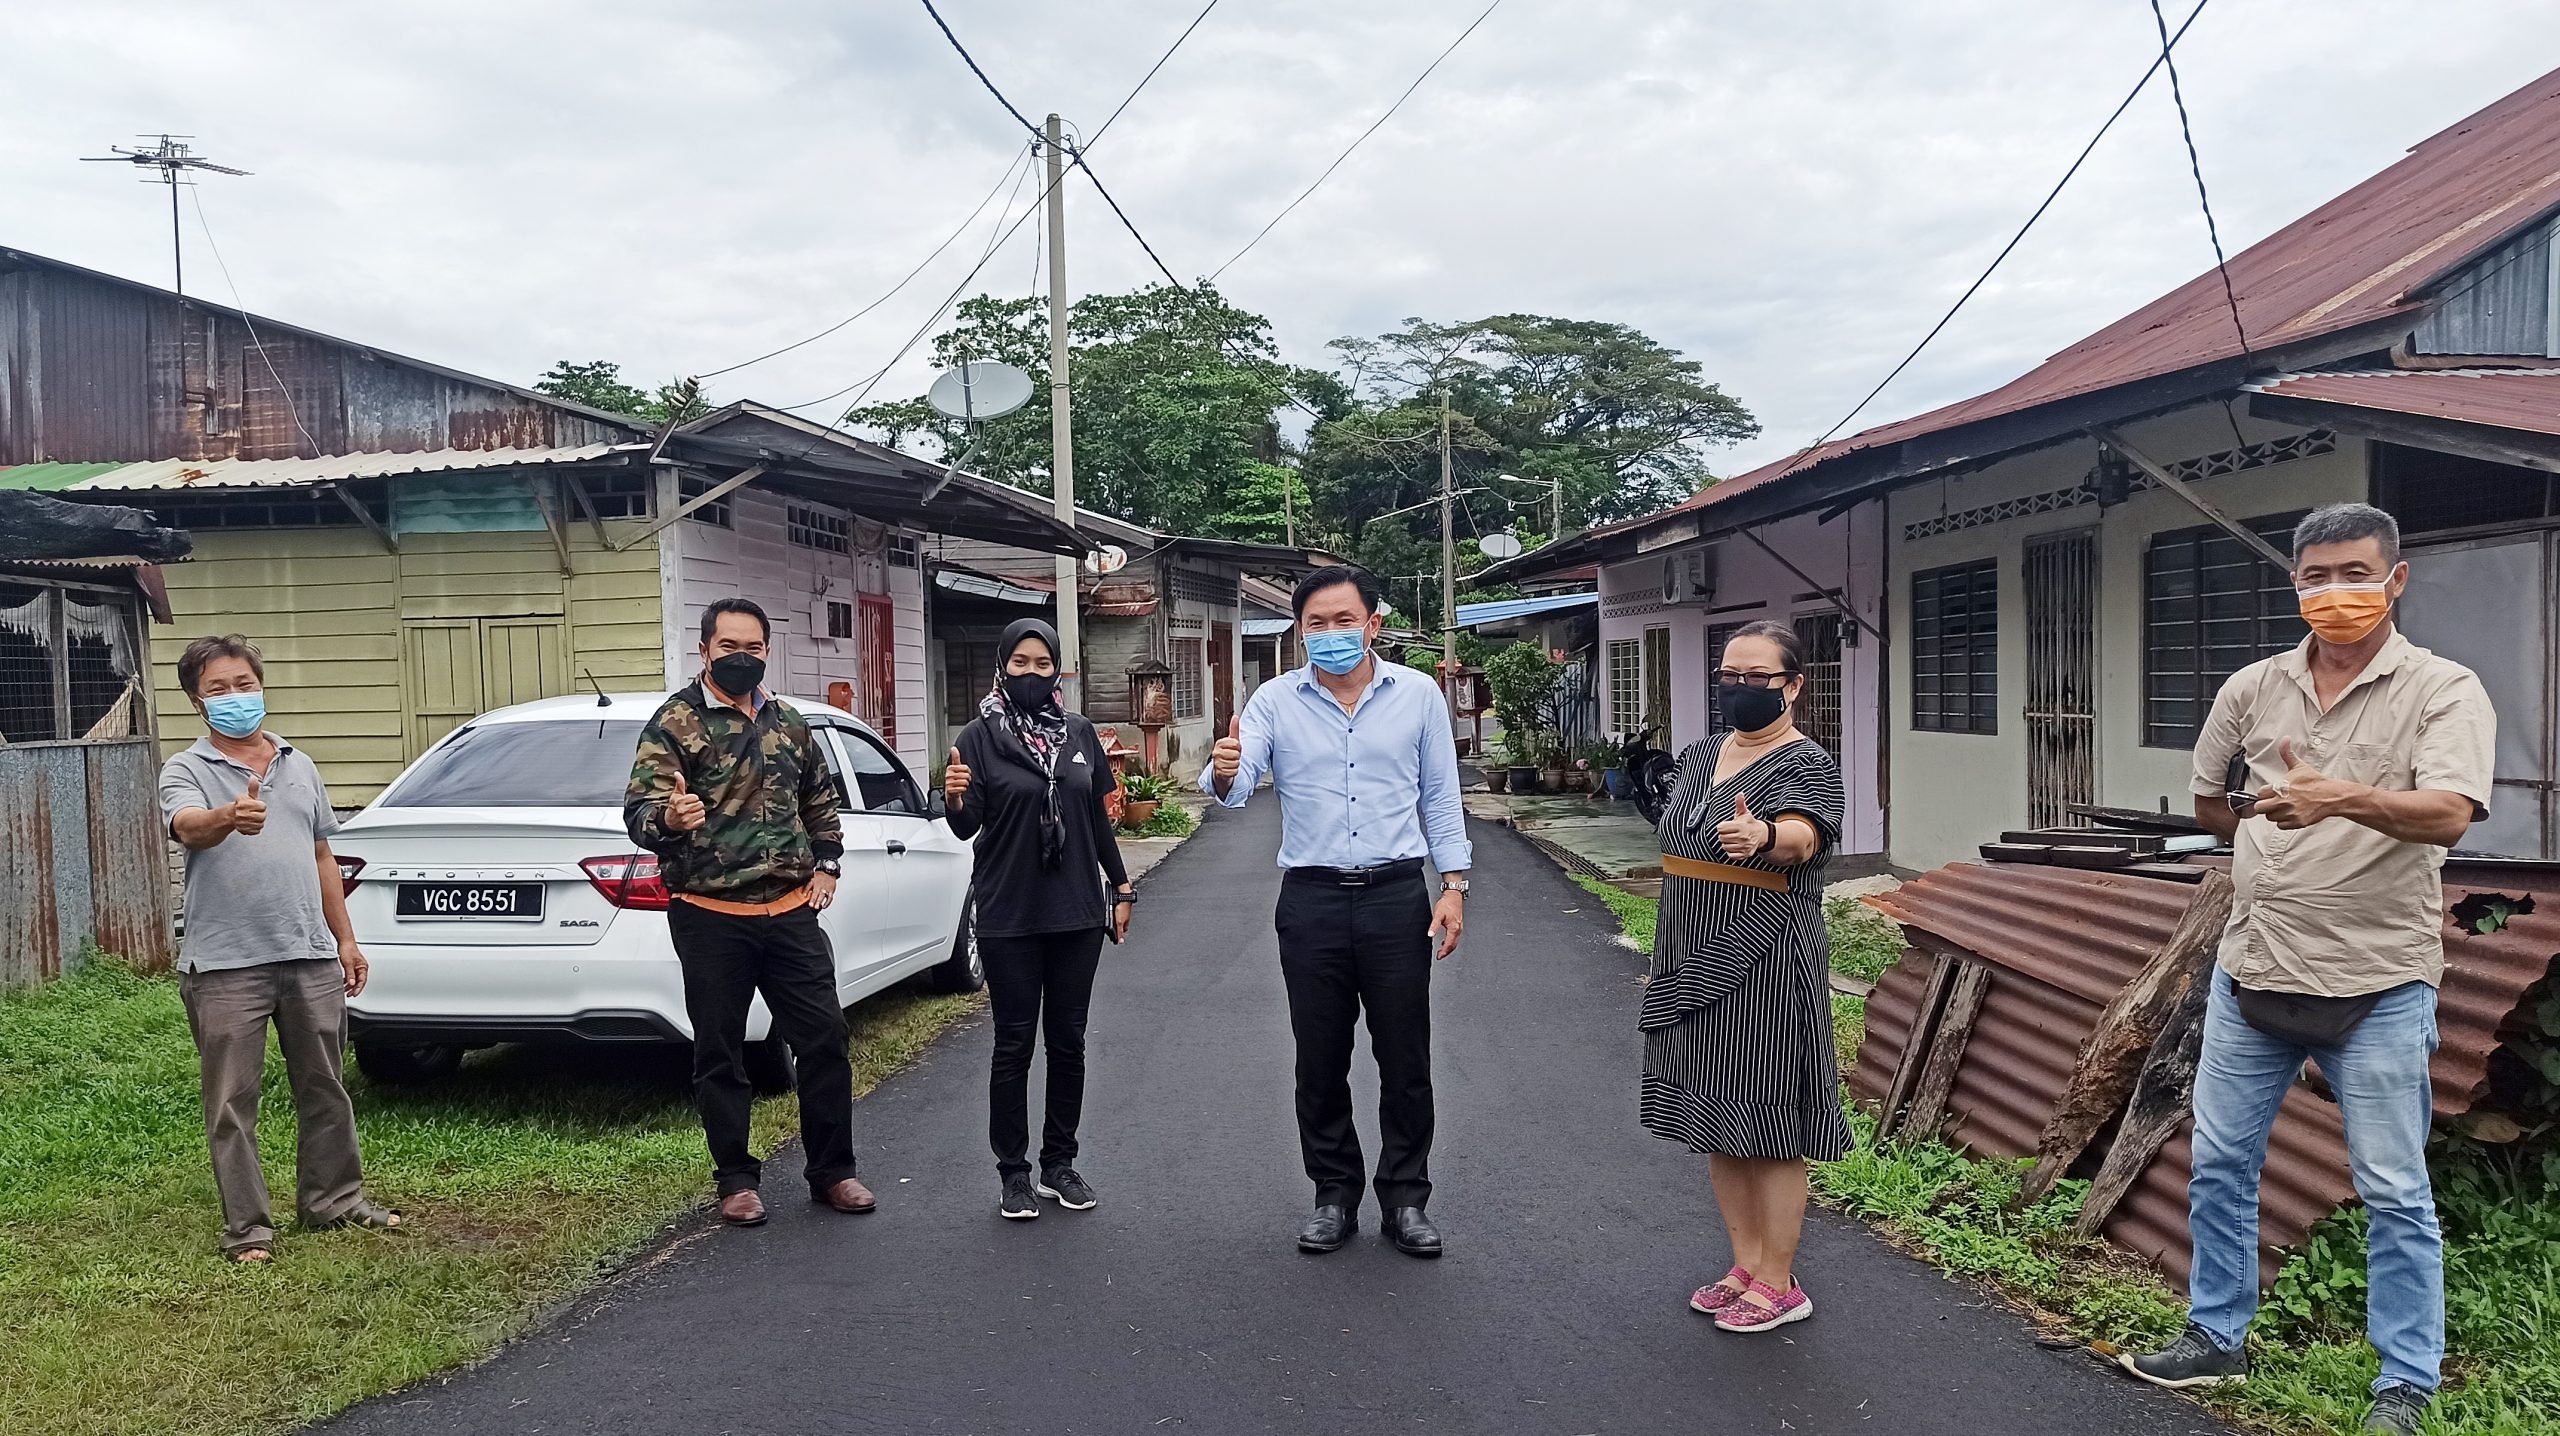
top-left (202, 691), bottom-right (265, 739)
top-left (1305, 628), bottom-right (1369, 675)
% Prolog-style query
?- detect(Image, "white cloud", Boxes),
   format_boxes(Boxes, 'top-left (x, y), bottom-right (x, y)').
top-left (10, 0), bottom-right (2557, 477)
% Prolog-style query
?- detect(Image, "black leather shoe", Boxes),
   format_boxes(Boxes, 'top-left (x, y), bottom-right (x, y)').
top-left (1296, 1205), bottom-right (1356, 1253)
top-left (1386, 1206), bottom-right (1442, 1258)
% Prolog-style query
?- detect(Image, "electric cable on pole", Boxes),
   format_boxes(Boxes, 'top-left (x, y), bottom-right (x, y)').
top-left (1439, 387), bottom-right (1457, 706)
top-left (1044, 114), bottom-right (1082, 708)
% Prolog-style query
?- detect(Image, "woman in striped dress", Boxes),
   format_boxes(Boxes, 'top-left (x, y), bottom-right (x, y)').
top-left (1640, 620), bottom-right (1851, 1333)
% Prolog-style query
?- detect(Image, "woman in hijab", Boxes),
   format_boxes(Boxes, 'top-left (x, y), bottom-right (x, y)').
top-left (943, 618), bottom-right (1136, 1221)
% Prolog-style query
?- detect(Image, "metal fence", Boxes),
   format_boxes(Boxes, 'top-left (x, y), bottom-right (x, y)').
top-left (0, 737), bottom-right (175, 988)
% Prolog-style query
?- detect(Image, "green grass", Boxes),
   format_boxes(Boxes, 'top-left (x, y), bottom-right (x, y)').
top-left (0, 956), bottom-right (981, 1436)
top-left (1570, 875), bottom-right (1656, 952)
top-left (1565, 880), bottom-right (2560, 1434)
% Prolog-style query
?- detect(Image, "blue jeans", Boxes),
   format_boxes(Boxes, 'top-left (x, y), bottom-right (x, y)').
top-left (2186, 968), bottom-right (2443, 1394)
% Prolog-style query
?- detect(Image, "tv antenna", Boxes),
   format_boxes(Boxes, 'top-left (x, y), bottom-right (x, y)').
top-left (80, 135), bottom-right (250, 297)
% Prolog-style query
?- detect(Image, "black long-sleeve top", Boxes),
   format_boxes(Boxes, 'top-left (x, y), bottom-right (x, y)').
top-left (945, 712), bottom-right (1131, 938)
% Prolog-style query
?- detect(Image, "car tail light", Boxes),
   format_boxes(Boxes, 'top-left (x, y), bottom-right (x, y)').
top-left (335, 855), bottom-right (366, 897)
top-left (581, 853), bottom-right (670, 911)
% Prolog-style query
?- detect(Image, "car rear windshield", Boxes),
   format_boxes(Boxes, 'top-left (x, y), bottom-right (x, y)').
top-left (384, 720), bottom-right (650, 807)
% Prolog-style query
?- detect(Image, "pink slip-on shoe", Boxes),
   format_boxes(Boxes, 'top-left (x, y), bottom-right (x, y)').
top-left (1713, 1277), bottom-right (1813, 1332)
top-left (1690, 1266), bottom-right (1753, 1314)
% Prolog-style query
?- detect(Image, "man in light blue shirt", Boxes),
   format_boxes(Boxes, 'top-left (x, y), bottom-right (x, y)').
top-left (1202, 566), bottom-right (1470, 1259)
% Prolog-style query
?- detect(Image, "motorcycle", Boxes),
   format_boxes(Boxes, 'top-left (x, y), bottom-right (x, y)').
top-left (1618, 726), bottom-right (1678, 825)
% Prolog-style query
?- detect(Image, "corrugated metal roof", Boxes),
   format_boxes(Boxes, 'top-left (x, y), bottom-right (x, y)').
top-left (2247, 366), bottom-right (2560, 438)
top-left (1858, 859), bottom-right (2560, 1286)
top-left (1242, 616), bottom-right (1295, 636)
top-left (0, 463), bottom-right (126, 491)
top-left (1454, 591), bottom-right (1598, 627)
top-left (1539, 63), bottom-right (2560, 566)
top-left (0, 445), bottom-right (634, 493)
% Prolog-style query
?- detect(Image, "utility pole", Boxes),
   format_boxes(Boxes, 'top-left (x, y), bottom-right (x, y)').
top-left (1439, 387), bottom-right (1457, 706)
top-left (1044, 113), bottom-right (1082, 708)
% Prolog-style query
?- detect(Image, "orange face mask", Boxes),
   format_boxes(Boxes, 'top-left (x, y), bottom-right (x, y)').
top-left (2296, 582), bottom-right (2392, 644)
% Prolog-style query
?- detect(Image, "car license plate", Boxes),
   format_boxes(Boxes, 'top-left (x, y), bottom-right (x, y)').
top-left (395, 882), bottom-right (545, 921)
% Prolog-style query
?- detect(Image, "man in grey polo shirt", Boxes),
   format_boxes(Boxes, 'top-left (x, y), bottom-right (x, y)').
top-left (162, 634), bottom-right (400, 1263)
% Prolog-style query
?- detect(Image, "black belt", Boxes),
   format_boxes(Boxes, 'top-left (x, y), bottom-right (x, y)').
top-left (1285, 858), bottom-right (1426, 887)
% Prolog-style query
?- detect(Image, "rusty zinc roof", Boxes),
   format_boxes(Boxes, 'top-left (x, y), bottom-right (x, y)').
top-left (1611, 63), bottom-right (2560, 543)
top-left (2247, 366), bottom-right (2560, 439)
top-left (1859, 859), bottom-right (2560, 1286)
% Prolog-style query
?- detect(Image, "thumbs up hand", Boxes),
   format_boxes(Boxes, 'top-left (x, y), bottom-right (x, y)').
top-left (228, 775), bottom-right (268, 836)
top-left (1211, 714), bottom-right (1244, 783)
top-left (2253, 738), bottom-right (2352, 831)
top-left (944, 746), bottom-right (972, 809)
top-left (664, 769), bottom-right (708, 833)
top-left (1715, 791), bottom-right (1770, 861)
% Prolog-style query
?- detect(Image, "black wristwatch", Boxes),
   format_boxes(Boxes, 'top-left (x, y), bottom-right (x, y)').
top-left (1753, 820), bottom-right (1779, 857)
top-left (814, 858), bottom-right (842, 877)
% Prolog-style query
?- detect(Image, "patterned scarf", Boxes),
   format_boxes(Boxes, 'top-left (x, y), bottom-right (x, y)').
top-left (980, 678), bottom-right (1072, 867)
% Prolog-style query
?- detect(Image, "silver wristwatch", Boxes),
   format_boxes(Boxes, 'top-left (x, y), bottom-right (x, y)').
top-left (1441, 876), bottom-right (1469, 895)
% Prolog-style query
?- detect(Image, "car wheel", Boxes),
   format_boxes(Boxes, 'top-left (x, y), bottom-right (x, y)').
top-left (745, 1037), bottom-right (798, 1096)
top-left (354, 1039), bottom-right (464, 1086)
top-left (928, 903), bottom-right (985, 994)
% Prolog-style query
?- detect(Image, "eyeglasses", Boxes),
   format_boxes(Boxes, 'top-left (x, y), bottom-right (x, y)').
top-left (1713, 669), bottom-right (1798, 688)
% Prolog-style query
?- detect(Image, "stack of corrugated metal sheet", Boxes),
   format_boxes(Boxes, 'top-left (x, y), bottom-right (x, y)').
top-left (1856, 859), bottom-right (2560, 1285)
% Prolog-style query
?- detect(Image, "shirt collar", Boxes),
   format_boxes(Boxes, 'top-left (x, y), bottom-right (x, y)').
top-left (186, 733), bottom-right (292, 769)
top-left (1292, 660), bottom-right (1394, 695)
top-left (2273, 628), bottom-right (2414, 702)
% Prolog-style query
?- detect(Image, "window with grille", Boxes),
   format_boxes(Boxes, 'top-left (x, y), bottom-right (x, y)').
top-left (1606, 639), bottom-right (1643, 735)
top-left (576, 473), bottom-right (653, 520)
top-left (2375, 443), bottom-right (2559, 537)
top-left (2144, 513), bottom-right (2308, 748)
top-left (680, 476), bottom-right (733, 527)
top-left (787, 505), bottom-right (850, 553)
top-left (1793, 613), bottom-right (1844, 755)
top-left (143, 491), bottom-right (375, 530)
top-left (1172, 639), bottom-right (1204, 719)
top-left (888, 534), bottom-right (921, 569)
top-left (827, 601), bottom-right (853, 639)
top-left (1911, 559), bottom-right (1998, 734)
top-left (0, 580), bottom-right (143, 743)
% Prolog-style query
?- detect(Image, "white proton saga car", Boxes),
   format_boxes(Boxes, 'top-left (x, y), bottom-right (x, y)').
top-left (335, 691), bottom-right (978, 1091)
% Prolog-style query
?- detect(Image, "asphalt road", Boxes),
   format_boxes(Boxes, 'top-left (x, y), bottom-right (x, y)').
top-left (320, 801), bottom-right (2224, 1436)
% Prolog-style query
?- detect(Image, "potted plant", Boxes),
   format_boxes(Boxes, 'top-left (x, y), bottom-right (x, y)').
top-left (1483, 642), bottom-right (1564, 798)
top-left (1484, 744), bottom-right (1510, 795)
top-left (1118, 772), bottom-right (1170, 829)
top-left (1540, 731), bottom-right (1571, 793)
top-left (1581, 741), bottom-right (1623, 798)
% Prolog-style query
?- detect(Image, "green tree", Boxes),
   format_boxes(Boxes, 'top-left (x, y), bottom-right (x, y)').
top-left (850, 283), bottom-right (1324, 539)
top-left (534, 360), bottom-right (711, 427)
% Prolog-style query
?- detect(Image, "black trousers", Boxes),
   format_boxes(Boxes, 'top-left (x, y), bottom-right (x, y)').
top-left (1274, 869), bottom-right (1435, 1211)
top-left (983, 927), bottom-right (1106, 1178)
top-left (666, 900), bottom-right (857, 1197)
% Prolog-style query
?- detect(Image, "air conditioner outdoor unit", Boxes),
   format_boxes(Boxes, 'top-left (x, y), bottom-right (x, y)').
top-left (1658, 546), bottom-right (1719, 606)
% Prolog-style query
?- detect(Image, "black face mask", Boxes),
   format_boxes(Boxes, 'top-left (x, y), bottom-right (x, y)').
top-left (1001, 671), bottom-right (1059, 712)
top-left (709, 652), bottom-right (766, 699)
top-left (1718, 680), bottom-right (1791, 734)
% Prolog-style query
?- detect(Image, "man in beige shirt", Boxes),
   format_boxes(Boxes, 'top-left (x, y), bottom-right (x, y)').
top-left (2120, 504), bottom-right (2492, 1436)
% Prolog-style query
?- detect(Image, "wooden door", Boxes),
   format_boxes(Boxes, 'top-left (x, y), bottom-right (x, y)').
top-left (1209, 622), bottom-right (1236, 730)
top-left (481, 618), bottom-right (567, 712)
top-left (404, 620), bottom-right (486, 758)
top-left (857, 594), bottom-right (897, 745)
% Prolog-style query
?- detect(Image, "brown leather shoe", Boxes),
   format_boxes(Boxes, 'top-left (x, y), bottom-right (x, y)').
top-left (720, 1189), bottom-right (768, 1226)
top-left (816, 1177), bottom-right (877, 1214)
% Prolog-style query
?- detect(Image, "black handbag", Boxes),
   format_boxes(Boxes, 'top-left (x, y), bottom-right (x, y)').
top-left (2231, 983), bottom-right (2384, 1048)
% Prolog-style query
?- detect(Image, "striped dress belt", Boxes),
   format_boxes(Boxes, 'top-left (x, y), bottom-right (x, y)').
top-left (1658, 853), bottom-right (1790, 892)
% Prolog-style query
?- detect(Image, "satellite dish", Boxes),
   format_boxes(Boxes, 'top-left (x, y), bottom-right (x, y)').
top-left (1479, 531), bottom-right (1523, 560)
top-left (927, 361), bottom-right (1034, 423)
top-left (1084, 543), bottom-right (1129, 575)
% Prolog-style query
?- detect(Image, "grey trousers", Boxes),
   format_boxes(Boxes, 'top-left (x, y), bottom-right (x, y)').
top-left (179, 958), bottom-right (369, 1253)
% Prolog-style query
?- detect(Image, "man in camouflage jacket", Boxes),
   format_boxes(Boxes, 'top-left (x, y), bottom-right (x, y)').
top-left (624, 597), bottom-right (875, 1226)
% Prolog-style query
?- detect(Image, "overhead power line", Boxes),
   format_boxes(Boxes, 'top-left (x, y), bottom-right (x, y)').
top-left (1087, 0), bottom-right (1221, 150)
top-left (1210, 0), bottom-right (1505, 282)
top-left (2147, 0), bottom-right (2249, 359)
top-left (1759, 0), bottom-right (2213, 486)
top-left (188, 186), bottom-right (321, 461)
top-left (918, 0), bottom-right (1041, 135)
top-left (698, 140), bottom-right (1036, 380)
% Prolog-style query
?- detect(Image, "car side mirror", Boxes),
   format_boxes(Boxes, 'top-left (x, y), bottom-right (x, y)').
top-left (925, 790), bottom-right (948, 819)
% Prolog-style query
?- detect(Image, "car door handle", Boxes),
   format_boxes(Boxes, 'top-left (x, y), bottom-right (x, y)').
top-left (885, 840), bottom-right (907, 856)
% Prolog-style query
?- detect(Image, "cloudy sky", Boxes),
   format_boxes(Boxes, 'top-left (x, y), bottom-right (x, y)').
top-left (10, 1), bottom-right (2558, 476)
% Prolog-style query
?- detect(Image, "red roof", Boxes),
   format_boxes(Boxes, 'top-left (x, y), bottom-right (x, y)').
top-left (1652, 63), bottom-right (2560, 527)
top-left (2249, 366), bottom-right (2560, 438)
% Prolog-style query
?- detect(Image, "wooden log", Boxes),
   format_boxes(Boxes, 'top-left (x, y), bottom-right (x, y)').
top-left (2018, 869), bottom-right (2232, 1205)
top-left (2071, 963), bottom-right (2213, 1239)
top-left (1887, 958), bottom-right (1993, 1143)
top-left (1873, 949), bottom-right (1956, 1135)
